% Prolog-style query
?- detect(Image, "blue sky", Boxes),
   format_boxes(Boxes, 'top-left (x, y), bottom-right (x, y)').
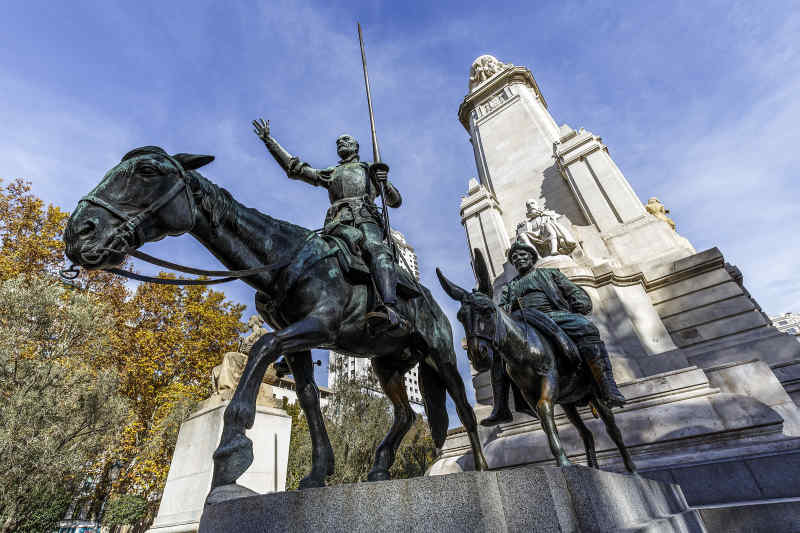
top-left (2, 1), bottom-right (799, 424)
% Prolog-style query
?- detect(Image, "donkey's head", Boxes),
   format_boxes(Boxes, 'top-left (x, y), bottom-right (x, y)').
top-left (64, 146), bottom-right (213, 269)
top-left (436, 249), bottom-right (500, 373)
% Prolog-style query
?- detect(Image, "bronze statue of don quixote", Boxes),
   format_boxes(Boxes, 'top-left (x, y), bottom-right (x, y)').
top-left (61, 23), bottom-right (635, 511)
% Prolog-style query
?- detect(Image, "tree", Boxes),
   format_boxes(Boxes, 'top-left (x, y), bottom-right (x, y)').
top-left (102, 494), bottom-right (148, 529)
top-left (0, 275), bottom-right (128, 533)
top-left (0, 179), bottom-right (69, 281)
top-left (0, 180), bottom-right (248, 525)
top-left (106, 279), bottom-right (246, 501)
top-left (285, 361), bottom-right (437, 489)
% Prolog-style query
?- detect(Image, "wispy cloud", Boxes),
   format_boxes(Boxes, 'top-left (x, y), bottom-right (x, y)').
top-left (2, 0), bottom-right (799, 424)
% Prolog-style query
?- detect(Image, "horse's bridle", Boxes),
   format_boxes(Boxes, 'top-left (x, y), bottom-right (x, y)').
top-left (465, 298), bottom-right (505, 350)
top-left (79, 153), bottom-right (198, 257)
top-left (62, 154), bottom-right (304, 286)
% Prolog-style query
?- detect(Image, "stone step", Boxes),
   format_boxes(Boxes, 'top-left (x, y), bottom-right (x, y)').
top-left (697, 499), bottom-right (800, 533)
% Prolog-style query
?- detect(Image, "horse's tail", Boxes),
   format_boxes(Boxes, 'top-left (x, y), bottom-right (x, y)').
top-left (419, 358), bottom-right (449, 449)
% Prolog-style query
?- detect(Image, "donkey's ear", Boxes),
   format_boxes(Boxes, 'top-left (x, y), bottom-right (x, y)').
top-left (436, 268), bottom-right (470, 302)
top-left (473, 249), bottom-right (493, 299)
top-left (173, 153), bottom-right (215, 170)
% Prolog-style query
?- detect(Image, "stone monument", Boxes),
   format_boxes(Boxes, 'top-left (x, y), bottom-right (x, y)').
top-left (148, 318), bottom-right (292, 533)
top-left (436, 54), bottom-right (800, 522)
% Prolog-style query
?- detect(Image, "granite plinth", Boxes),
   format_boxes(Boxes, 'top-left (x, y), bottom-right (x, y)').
top-left (198, 464), bottom-right (705, 533)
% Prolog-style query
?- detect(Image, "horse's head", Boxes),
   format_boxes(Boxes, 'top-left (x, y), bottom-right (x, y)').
top-left (436, 250), bottom-right (499, 373)
top-left (64, 146), bottom-right (214, 269)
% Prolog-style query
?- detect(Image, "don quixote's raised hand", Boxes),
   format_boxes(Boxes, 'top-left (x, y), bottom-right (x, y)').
top-left (252, 118), bottom-right (270, 141)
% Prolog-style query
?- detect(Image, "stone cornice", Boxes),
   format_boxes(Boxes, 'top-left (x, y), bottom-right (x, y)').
top-left (460, 186), bottom-right (503, 221)
top-left (554, 129), bottom-right (607, 167)
top-left (565, 247), bottom-right (726, 292)
top-left (458, 66), bottom-right (546, 131)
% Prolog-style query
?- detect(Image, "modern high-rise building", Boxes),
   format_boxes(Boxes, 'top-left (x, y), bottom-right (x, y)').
top-left (771, 312), bottom-right (800, 342)
top-left (328, 229), bottom-right (425, 415)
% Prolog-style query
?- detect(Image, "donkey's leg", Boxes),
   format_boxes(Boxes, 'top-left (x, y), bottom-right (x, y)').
top-left (594, 400), bottom-right (637, 473)
top-left (563, 403), bottom-right (598, 469)
top-left (211, 316), bottom-right (331, 495)
top-left (285, 350), bottom-right (335, 489)
top-left (436, 357), bottom-right (489, 471)
top-left (533, 374), bottom-right (572, 467)
top-left (367, 358), bottom-right (416, 481)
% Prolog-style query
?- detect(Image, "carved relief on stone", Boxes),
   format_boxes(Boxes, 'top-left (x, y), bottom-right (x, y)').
top-left (478, 88), bottom-right (512, 118)
top-left (515, 199), bottom-right (579, 258)
top-left (644, 197), bottom-right (676, 231)
top-left (469, 54), bottom-right (511, 91)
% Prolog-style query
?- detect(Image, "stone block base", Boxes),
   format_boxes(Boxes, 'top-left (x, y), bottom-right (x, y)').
top-left (198, 465), bottom-right (705, 532)
top-left (147, 402), bottom-right (291, 533)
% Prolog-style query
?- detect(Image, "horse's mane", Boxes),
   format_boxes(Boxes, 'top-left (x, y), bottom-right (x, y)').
top-left (119, 145), bottom-right (311, 240)
top-left (187, 171), bottom-right (239, 231)
top-left (186, 171), bottom-right (313, 244)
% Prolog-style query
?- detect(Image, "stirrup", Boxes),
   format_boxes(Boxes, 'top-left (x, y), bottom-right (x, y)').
top-left (366, 304), bottom-right (411, 336)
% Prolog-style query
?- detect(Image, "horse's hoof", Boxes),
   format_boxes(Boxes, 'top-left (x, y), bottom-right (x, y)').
top-left (298, 476), bottom-right (326, 490)
top-left (367, 470), bottom-right (391, 482)
top-left (213, 431), bottom-right (252, 460)
top-left (205, 483), bottom-right (258, 506)
top-left (557, 458), bottom-right (574, 468)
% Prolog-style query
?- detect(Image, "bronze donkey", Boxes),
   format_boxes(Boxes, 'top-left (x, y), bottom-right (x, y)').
top-left (437, 250), bottom-right (636, 473)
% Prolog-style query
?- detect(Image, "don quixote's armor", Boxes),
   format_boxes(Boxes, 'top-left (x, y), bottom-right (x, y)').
top-left (256, 122), bottom-right (408, 331)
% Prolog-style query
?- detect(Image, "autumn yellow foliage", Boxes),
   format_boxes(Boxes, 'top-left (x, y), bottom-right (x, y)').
top-left (109, 279), bottom-right (245, 496)
top-left (0, 179), bottom-right (69, 280)
top-left (0, 179), bottom-right (248, 514)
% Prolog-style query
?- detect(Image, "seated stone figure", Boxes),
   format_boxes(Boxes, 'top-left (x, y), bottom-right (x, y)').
top-left (207, 315), bottom-right (283, 408)
top-left (481, 240), bottom-right (625, 426)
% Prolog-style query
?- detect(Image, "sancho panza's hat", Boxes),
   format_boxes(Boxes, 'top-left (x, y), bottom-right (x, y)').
top-left (507, 239), bottom-right (540, 262)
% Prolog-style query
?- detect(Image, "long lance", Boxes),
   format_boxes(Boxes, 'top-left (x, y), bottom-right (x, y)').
top-left (358, 23), bottom-right (395, 258)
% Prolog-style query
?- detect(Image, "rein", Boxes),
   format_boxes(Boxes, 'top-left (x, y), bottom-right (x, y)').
top-left (61, 153), bottom-right (315, 286)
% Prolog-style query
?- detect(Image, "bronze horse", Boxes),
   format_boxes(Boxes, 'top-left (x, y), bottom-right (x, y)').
top-left (437, 251), bottom-right (636, 473)
top-left (63, 146), bottom-right (488, 503)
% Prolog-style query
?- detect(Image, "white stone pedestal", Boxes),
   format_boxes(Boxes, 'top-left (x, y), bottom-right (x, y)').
top-left (147, 402), bottom-right (292, 533)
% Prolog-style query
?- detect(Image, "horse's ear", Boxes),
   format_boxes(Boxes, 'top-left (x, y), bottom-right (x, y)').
top-left (436, 268), bottom-right (469, 302)
top-left (473, 249), bottom-right (493, 299)
top-left (173, 153), bottom-right (215, 170)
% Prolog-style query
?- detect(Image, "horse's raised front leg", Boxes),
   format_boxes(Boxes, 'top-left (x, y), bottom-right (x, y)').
top-left (532, 374), bottom-right (572, 467)
top-left (594, 399), bottom-right (637, 473)
top-left (285, 350), bottom-right (334, 489)
top-left (563, 403), bottom-right (598, 468)
top-left (208, 316), bottom-right (331, 503)
top-left (367, 357), bottom-right (416, 482)
top-left (437, 357), bottom-right (489, 472)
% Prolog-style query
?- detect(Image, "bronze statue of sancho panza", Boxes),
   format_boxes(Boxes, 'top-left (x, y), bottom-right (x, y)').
top-left (482, 240), bottom-right (626, 426)
top-left (253, 119), bottom-right (410, 332)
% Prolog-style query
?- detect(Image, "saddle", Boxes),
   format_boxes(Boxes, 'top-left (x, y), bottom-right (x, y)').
top-left (508, 308), bottom-right (582, 368)
top-left (321, 229), bottom-right (420, 300)
top-left (254, 230), bottom-right (420, 331)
